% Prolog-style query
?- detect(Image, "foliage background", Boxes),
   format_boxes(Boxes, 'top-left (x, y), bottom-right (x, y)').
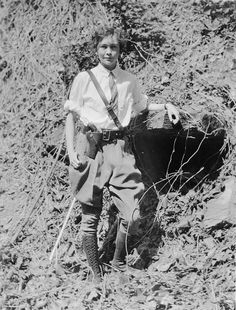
top-left (0, 0), bottom-right (235, 309)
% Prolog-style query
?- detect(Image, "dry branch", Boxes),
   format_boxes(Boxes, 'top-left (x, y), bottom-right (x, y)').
top-left (9, 130), bottom-right (66, 244)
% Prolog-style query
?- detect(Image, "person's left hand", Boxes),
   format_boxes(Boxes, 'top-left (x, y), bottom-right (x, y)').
top-left (166, 103), bottom-right (180, 125)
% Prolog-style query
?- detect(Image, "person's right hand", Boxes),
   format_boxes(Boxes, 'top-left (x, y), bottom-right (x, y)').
top-left (69, 150), bottom-right (82, 169)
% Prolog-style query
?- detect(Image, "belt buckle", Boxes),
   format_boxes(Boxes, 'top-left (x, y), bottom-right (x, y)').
top-left (102, 130), bottom-right (111, 141)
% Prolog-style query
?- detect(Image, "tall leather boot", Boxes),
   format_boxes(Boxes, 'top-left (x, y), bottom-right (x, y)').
top-left (82, 234), bottom-right (102, 283)
top-left (111, 230), bottom-right (128, 272)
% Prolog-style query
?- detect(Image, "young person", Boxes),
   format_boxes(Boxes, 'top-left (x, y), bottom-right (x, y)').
top-left (64, 26), bottom-right (179, 282)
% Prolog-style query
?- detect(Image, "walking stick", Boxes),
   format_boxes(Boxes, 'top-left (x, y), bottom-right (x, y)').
top-left (49, 197), bottom-right (76, 262)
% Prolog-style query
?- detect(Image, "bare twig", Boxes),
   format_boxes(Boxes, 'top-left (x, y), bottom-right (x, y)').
top-left (10, 130), bottom-right (66, 244)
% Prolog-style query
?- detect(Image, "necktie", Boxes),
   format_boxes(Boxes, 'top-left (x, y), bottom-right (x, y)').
top-left (109, 71), bottom-right (118, 113)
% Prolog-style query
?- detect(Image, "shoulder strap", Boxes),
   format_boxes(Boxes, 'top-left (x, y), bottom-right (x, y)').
top-left (87, 70), bottom-right (123, 130)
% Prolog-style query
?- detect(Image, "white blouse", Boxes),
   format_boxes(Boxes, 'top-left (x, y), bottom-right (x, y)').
top-left (64, 63), bottom-right (147, 130)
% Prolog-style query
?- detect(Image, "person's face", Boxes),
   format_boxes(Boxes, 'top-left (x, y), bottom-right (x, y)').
top-left (97, 34), bottom-right (120, 71)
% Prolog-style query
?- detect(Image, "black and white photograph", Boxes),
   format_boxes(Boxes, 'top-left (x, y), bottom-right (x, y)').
top-left (0, 0), bottom-right (235, 309)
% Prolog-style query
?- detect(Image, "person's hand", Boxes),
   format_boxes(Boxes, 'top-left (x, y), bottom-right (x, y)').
top-left (69, 150), bottom-right (82, 169)
top-left (166, 103), bottom-right (180, 125)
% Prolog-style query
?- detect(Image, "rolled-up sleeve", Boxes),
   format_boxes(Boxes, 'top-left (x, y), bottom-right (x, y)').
top-left (64, 74), bottom-right (83, 115)
top-left (132, 77), bottom-right (148, 114)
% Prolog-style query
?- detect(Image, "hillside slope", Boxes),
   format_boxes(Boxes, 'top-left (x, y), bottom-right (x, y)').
top-left (0, 0), bottom-right (235, 309)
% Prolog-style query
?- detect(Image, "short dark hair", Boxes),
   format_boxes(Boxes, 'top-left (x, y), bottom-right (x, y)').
top-left (93, 26), bottom-right (126, 51)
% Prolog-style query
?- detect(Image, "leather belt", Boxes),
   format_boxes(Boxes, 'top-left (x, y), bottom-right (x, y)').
top-left (101, 129), bottom-right (126, 142)
top-left (83, 125), bottom-right (130, 143)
